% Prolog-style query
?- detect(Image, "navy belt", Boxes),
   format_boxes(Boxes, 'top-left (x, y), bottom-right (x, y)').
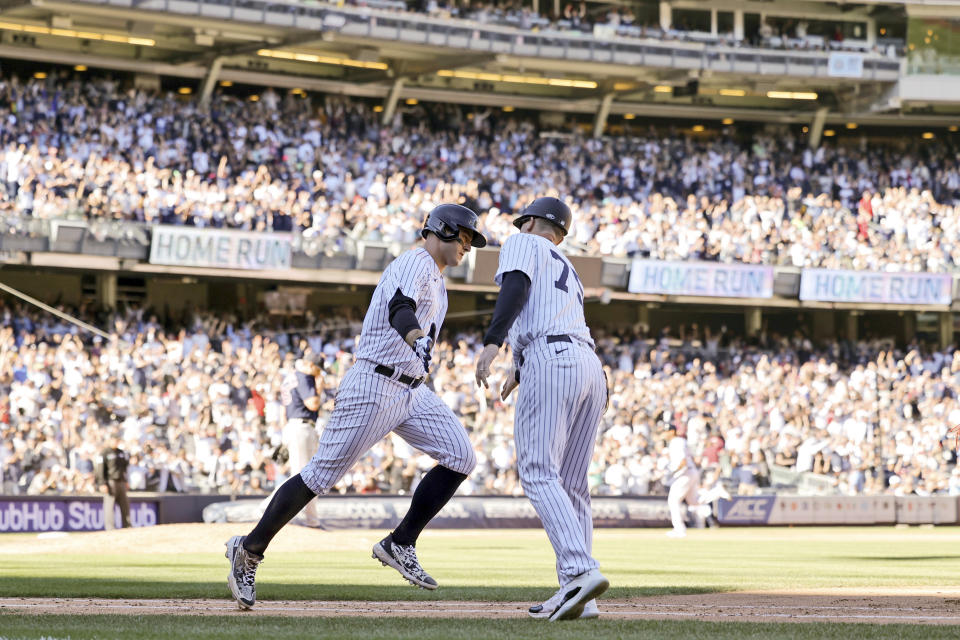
top-left (520, 335), bottom-right (572, 367)
top-left (374, 364), bottom-right (424, 388)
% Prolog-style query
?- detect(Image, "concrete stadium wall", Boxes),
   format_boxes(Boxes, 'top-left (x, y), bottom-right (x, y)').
top-left (146, 279), bottom-right (209, 314)
top-left (0, 270), bottom-right (84, 306)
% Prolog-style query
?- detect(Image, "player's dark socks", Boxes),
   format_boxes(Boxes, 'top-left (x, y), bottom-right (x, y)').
top-left (391, 465), bottom-right (467, 546)
top-left (243, 473), bottom-right (316, 556)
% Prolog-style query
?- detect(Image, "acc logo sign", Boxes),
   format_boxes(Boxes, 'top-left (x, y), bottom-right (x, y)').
top-left (717, 496), bottom-right (776, 524)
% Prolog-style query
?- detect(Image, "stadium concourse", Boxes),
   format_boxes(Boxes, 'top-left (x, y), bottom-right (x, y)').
top-left (1, 74), bottom-right (960, 271)
top-left (0, 299), bottom-right (958, 501)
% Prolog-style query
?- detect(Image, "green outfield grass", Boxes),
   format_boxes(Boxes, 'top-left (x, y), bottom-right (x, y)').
top-left (2, 526), bottom-right (960, 639)
top-left (2, 527), bottom-right (959, 599)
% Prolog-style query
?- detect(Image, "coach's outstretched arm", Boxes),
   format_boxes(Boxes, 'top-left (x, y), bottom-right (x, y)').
top-left (475, 270), bottom-right (530, 397)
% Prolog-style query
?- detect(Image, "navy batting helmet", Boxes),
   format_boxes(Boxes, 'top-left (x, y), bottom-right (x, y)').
top-left (421, 203), bottom-right (487, 248)
top-left (513, 197), bottom-right (572, 236)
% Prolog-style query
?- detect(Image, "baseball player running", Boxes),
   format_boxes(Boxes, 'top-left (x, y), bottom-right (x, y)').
top-left (279, 351), bottom-right (324, 527)
top-left (226, 204), bottom-right (486, 609)
top-left (475, 197), bottom-right (609, 622)
top-left (666, 424), bottom-right (700, 538)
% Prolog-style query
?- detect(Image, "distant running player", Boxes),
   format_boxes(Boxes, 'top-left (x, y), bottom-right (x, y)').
top-left (278, 351), bottom-right (324, 527)
top-left (475, 197), bottom-right (609, 622)
top-left (225, 204), bottom-right (486, 609)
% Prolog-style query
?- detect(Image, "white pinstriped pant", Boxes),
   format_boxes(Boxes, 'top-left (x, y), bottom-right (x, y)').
top-left (514, 338), bottom-right (607, 585)
top-left (668, 470), bottom-right (700, 532)
top-left (300, 359), bottom-right (476, 495)
top-left (283, 418), bottom-right (320, 525)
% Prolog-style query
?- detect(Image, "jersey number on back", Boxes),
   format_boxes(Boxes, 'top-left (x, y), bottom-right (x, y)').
top-left (549, 250), bottom-right (583, 305)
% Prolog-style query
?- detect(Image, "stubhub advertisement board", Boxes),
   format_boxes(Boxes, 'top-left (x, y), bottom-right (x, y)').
top-left (0, 500), bottom-right (157, 532)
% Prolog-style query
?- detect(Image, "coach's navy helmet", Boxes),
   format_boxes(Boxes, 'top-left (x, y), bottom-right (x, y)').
top-left (421, 203), bottom-right (487, 248)
top-left (513, 196), bottom-right (572, 236)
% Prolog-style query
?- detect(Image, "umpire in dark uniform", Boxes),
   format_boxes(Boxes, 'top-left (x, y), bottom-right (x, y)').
top-left (97, 432), bottom-right (131, 529)
top-left (280, 351), bottom-right (323, 526)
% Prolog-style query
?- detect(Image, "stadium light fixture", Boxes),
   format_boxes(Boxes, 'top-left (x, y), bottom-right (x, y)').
top-left (623, 113), bottom-right (636, 120)
top-left (405, 98), bottom-right (419, 105)
top-left (654, 85), bottom-right (672, 93)
top-left (692, 125), bottom-right (705, 132)
top-left (950, 125), bottom-right (959, 132)
top-left (73, 65), bottom-right (87, 72)
top-left (219, 80), bottom-right (234, 87)
top-left (722, 118), bottom-right (734, 125)
top-left (33, 72), bottom-right (47, 79)
top-left (257, 49), bottom-right (387, 70)
top-left (802, 126), bottom-right (809, 133)
top-left (435, 69), bottom-right (596, 89)
top-left (178, 87), bottom-right (192, 95)
top-left (503, 106), bottom-right (515, 112)
top-left (766, 90), bottom-right (818, 100)
top-left (373, 105), bottom-right (384, 113)
top-left (922, 132), bottom-right (935, 139)
top-left (823, 129), bottom-right (836, 137)
top-left (249, 95), bottom-right (259, 102)
top-left (0, 20), bottom-right (155, 46)
top-left (719, 89), bottom-right (746, 97)
top-left (846, 122), bottom-right (857, 129)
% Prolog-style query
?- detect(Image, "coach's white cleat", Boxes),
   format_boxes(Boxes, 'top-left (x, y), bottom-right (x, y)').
top-left (529, 589), bottom-right (599, 619)
top-left (372, 534), bottom-right (438, 590)
top-left (225, 535), bottom-right (263, 610)
top-left (548, 569), bottom-right (609, 622)
top-left (666, 529), bottom-right (687, 538)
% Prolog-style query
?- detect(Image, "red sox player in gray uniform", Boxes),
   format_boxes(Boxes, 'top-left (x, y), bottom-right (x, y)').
top-left (475, 197), bottom-right (609, 622)
top-left (225, 204), bottom-right (486, 609)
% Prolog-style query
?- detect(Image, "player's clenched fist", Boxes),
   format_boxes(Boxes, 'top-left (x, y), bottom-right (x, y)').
top-left (413, 335), bottom-right (434, 373)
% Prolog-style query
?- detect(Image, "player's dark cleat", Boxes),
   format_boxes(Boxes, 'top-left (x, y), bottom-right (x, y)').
top-left (529, 589), bottom-right (599, 619)
top-left (548, 569), bottom-right (609, 622)
top-left (372, 534), bottom-right (438, 590)
top-left (225, 535), bottom-right (263, 609)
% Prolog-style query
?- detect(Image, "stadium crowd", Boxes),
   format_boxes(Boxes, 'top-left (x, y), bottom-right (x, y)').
top-left (2, 74), bottom-right (960, 271)
top-left (362, 0), bottom-right (901, 56)
top-left (0, 301), bottom-right (957, 500)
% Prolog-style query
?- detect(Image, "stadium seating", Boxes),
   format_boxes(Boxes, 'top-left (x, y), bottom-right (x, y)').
top-left (0, 302), bottom-right (954, 499)
top-left (1, 74), bottom-right (958, 271)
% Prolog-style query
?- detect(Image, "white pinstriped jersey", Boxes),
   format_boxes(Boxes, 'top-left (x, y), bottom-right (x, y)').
top-left (495, 233), bottom-right (594, 357)
top-left (354, 247), bottom-right (446, 376)
top-left (668, 436), bottom-right (697, 480)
